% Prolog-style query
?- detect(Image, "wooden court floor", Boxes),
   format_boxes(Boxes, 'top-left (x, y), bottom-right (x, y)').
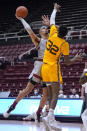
top-left (0, 120), bottom-right (85, 131)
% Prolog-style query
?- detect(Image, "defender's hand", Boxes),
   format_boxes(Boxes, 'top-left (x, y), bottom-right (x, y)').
top-left (42, 15), bottom-right (50, 26)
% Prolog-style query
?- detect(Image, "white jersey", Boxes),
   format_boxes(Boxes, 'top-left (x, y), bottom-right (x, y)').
top-left (82, 82), bottom-right (87, 93)
top-left (29, 38), bottom-right (47, 83)
top-left (37, 38), bottom-right (47, 59)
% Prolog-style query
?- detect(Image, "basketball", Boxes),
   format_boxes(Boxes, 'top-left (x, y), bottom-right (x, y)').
top-left (16, 6), bottom-right (28, 18)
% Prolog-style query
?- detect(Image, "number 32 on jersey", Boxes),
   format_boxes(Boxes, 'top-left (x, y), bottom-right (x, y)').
top-left (46, 40), bottom-right (59, 55)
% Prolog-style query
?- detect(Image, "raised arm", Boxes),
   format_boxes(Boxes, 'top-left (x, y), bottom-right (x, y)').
top-left (64, 53), bottom-right (82, 65)
top-left (42, 3), bottom-right (61, 27)
top-left (16, 15), bottom-right (40, 47)
top-left (50, 3), bottom-right (61, 25)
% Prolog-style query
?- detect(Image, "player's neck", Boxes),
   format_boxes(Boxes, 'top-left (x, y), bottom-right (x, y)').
top-left (41, 34), bottom-right (48, 39)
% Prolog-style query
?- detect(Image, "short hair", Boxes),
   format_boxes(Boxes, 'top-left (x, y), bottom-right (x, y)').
top-left (39, 26), bottom-right (47, 32)
top-left (58, 25), bottom-right (68, 38)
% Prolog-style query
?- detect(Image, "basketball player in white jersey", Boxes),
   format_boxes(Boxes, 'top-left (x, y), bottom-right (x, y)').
top-left (3, 4), bottom-right (61, 123)
top-left (3, 15), bottom-right (49, 122)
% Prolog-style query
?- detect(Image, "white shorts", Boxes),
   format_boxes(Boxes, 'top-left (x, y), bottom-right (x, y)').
top-left (29, 61), bottom-right (43, 83)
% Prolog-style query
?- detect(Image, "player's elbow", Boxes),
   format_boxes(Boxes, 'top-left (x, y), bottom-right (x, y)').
top-left (64, 55), bottom-right (71, 66)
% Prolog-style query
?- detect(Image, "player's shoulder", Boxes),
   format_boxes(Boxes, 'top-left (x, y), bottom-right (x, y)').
top-left (62, 39), bottom-right (69, 46)
top-left (49, 24), bottom-right (58, 37)
top-left (40, 38), bottom-right (47, 43)
top-left (64, 39), bottom-right (69, 44)
top-left (50, 24), bottom-right (57, 30)
top-left (50, 24), bottom-right (56, 28)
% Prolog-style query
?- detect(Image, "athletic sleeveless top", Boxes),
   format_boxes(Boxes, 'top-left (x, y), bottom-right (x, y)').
top-left (38, 38), bottom-right (47, 59)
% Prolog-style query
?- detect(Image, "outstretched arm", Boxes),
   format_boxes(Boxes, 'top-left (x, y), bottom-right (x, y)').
top-left (61, 42), bottom-right (82, 65)
top-left (42, 3), bottom-right (61, 27)
top-left (16, 15), bottom-right (40, 47)
top-left (50, 3), bottom-right (61, 25)
top-left (18, 47), bottom-right (36, 60)
top-left (64, 53), bottom-right (82, 65)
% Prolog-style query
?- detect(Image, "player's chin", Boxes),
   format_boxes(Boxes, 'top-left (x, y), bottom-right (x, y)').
top-left (45, 32), bottom-right (48, 35)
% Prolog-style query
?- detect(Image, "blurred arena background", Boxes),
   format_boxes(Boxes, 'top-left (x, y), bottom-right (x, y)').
top-left (0, 0), bottom-right (87, 98)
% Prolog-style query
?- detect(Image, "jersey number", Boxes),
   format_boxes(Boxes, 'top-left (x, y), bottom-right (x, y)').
top-left (46, 40), bottom-right (59, 55)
